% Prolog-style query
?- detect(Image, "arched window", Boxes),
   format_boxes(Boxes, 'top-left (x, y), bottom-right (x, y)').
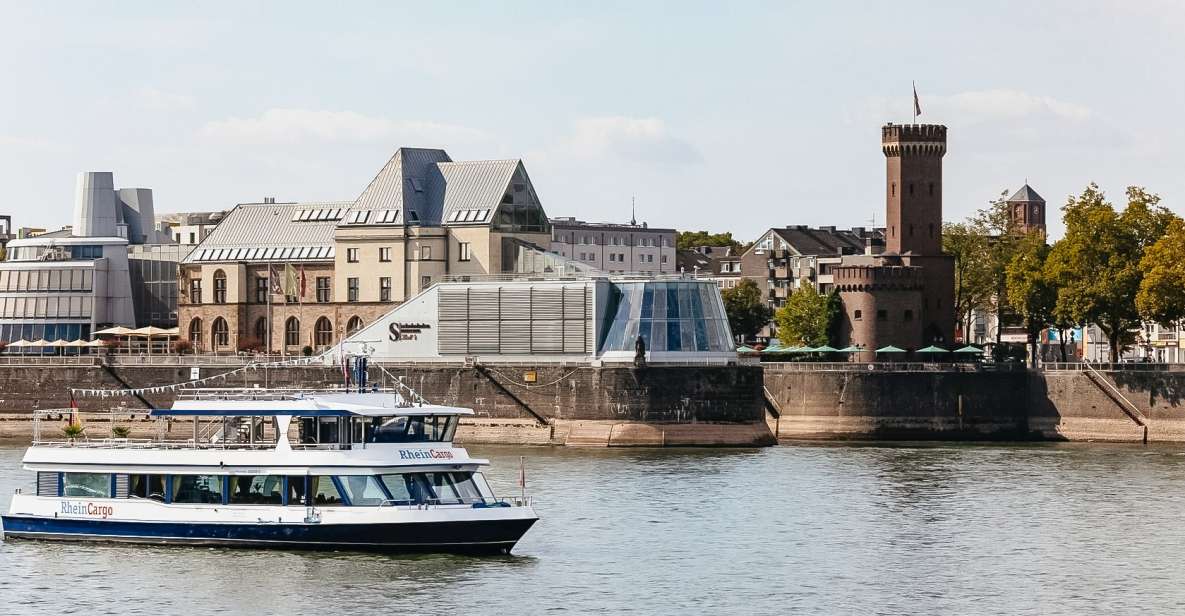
top-left (346, 316), bottom-right (363, 335)
top-left (284, 317), bottom-right (300, 348)
top-left (254, 317), bottom-right (268, 347)
top-left (188, 318), bottom-right (203, 349)
top-left (213, 270), bottom-right (227, 304)
top-left (314, 317), bottom-right (333, 347)
top-left (212, 317), bottom-right (229, 348)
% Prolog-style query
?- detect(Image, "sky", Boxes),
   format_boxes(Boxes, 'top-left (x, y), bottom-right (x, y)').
top-left (1, 1), bottom-right (1183, 241)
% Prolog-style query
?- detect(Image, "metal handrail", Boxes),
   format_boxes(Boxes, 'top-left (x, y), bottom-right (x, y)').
top-left (762, 362), bottom-right (1026, 373)
top-left (378, 495), bottom-right (531, 508)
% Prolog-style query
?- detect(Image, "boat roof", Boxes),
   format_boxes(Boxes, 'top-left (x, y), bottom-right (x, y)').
top-left (152, 393), bottom-right (475, 418)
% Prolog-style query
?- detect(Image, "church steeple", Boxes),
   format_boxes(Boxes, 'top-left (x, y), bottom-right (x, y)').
top-left (1006, 183), bottom-right (1046, 235)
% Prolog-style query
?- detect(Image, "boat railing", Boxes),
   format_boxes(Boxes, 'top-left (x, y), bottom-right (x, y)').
top-left (32, 408), bottom-right (277, 450)
top-left (378, 495), bottom-right (533, 509)
top-left (174, 386), bottom-right (415, 404)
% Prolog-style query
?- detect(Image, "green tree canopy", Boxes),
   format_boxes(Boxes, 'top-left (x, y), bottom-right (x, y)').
top-left (1006, 232), bottom-right (1056, 366)
top-left (943, 221), bottom-right (995, 342)
top-left (1137, 216), bottom-right (1185, 326)
top-left (721, 278), bottom-right (772, 342)
top-left (1045, 184), bottom-right (1175, 359)
top-left (773, 283), bottom-right (838, 347)
top-left (676, 230), bottom-right (746, 252)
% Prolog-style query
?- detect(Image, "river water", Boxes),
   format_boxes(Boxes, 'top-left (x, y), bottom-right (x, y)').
top-left (2, 442), bottom-right (1185, 615)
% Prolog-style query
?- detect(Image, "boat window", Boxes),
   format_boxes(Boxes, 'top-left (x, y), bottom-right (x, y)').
top-left (171, 475), bottom-right (224, 504)
top-left (129, 475), bottom-right (166, 501)
top-left (286, 476), bottom-right (308, 506)
top-left (424, 472), bottom-right (463, 504)
top-left (379, 473), bottom-right (433, 505)
top-left (471, 472), bottom-right (495, 499)
top-left (311, 476), bottom-right (344, 505)
top-left (365, 415), bottom-right (455, 443)
top-left (63, 473), bottom-right (111, 498)
top-left (449, 472), bottom-right (484, 502)
top-left (337, 475), bottom-right (387, 506)
top-left (228, 476), bottom-right (283, 505)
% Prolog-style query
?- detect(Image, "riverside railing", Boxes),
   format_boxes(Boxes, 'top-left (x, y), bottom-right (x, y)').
top-left (762, 361), bottom-right (1027, 372)
top-left (1042, 362), bottom-right (1185, 372)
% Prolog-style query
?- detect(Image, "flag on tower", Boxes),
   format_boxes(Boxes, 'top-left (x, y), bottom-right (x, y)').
top-left (913, 82), bottom-right (922, 120)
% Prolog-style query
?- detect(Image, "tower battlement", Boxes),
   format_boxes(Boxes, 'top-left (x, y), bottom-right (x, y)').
top-left (834, 264), bottom-right (924, 292)
top-left (882, 123), bottom-right (947, 157)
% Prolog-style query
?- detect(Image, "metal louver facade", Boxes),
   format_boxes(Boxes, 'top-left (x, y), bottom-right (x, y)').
top-left (438, 284), bottom-right (593, 355)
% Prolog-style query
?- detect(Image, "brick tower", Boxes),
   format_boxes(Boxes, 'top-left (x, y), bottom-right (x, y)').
top-left (1006, 183), bottom-right (1046, 236)
top-left (882, 124), bottom-right (947, 255)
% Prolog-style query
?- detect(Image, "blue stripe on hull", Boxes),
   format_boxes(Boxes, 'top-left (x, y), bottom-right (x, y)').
top-left (1, 515), bottom-right (536, 555)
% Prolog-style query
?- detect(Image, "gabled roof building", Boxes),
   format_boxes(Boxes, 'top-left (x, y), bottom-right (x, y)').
top-left (178, 147), bottom-right (555, 354)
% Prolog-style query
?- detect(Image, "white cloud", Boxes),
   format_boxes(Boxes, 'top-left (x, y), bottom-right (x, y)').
top-left (0, 134), bottom-right (70, 153)
top-left (560, 116), bottom-right (702, 165)
top-left (200, 109), bottom-right (489, 146)
top-left (135, 87), bottom-right (196, 111)
top-left (933, 89), bottom-right (1093, 122)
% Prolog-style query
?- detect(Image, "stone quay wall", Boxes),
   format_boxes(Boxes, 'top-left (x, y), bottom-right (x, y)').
top-left (765, 365), bottom-right (1185, 443)
top-left (0, 362), bottom-right (772, 447)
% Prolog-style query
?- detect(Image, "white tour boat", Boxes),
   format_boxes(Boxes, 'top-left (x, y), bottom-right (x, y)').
top-left (1, 389), bottom-right (538, 554)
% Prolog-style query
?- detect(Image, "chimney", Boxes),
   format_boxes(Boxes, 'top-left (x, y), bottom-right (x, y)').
top-left (263, 197), bottom-right (275, 204)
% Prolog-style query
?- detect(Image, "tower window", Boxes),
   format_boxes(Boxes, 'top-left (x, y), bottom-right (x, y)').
top-left (904, 309), bottom-right (913, 321)
top-left (891, 226), bottom-right (895, 237)
top-left (909, 225), bottom-right (914, 236)
top-left (891, 183), bottom-right (896, 197)
top-left (929, 183), bottom-right (934, 196)
top-left (929, 223), bottom-right (934, 238)
top-left (876, 310), bottom-right (887, 321)
top-left (854, 310), bottom-right (863, 321)
top-left (909, 183), bottom-right (914, 196)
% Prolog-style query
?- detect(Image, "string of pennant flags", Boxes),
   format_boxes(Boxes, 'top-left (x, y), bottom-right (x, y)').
top-left (70, 355), bottom-right (325, 398)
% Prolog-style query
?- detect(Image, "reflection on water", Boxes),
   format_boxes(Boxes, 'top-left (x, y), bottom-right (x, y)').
top-left (3, 443), bottom-right (1185, 615)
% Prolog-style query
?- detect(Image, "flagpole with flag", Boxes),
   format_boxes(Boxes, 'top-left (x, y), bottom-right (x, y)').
top-left (912, 81), bottom-right (922, 123)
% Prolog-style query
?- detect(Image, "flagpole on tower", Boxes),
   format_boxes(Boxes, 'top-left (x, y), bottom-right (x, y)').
top-left (912, 81), bottom-right (921, 124)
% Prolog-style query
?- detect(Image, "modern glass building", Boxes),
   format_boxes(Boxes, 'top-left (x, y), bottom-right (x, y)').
top-left (598, 281), bottom-right (733, 355)
top-left (333, 275), bottom-right (737, 364)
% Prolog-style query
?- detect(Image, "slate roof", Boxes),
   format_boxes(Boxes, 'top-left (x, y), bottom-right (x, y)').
top-left (187, 147), bottom-right (545, 262)
top-left (768, 226), bottom-right (883, 256)
top-left (430, 159), bottom-right (520, 225)
top-left (182, 201), bottom-right (348, 263)
top-left (1007, 184), bottom-right (1045, 203)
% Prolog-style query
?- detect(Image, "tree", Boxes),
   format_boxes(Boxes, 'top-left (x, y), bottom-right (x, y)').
top-left (943, 221), bottom-right (995, 342)
top-left (721, 278), bottom-right (772, 342)
top-left (1137, 216), bottom-right (1185, 326)
top-left (1045, 184), bottom-right (1174, 360)
top-left (975, 190), bottom-right (1023, 344)
top-left (1006, 232), bottom-right (1056, 367)
top-left (773, 283), bottom-right (836, 347)
top-left (676, 230), bottom-right (744, 252)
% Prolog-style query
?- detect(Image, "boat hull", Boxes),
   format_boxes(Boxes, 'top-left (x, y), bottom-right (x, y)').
top-left (0, 515), bottom-right (537, 555)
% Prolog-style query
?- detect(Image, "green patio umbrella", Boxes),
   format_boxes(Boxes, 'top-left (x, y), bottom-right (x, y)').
top-left (875, 345), bottom-right (907, 354)
top-left (837, 345), bottom-right (863, 353)
top-left (953, 345), bottom-right (984, 354)
top-left (916, 345), bottom-right (949, 354)
top-left (736, 345), bottom-right (757, 353)
top-left (810, 345), bottom-right (840, 353)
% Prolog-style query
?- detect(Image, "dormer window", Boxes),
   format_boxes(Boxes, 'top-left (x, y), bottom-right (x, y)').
top-left (408, 177), bottom-right (423, 193)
